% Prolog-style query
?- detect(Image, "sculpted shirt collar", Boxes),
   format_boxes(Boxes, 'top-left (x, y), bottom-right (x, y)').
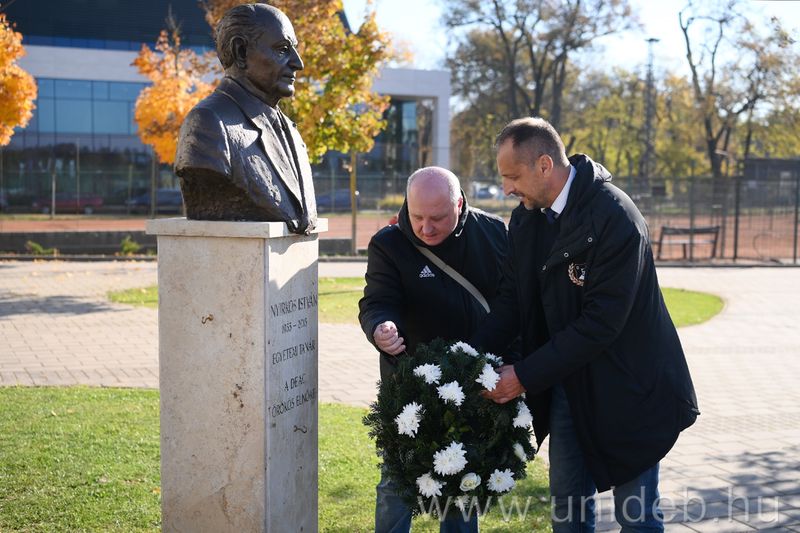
top-left (541, 164), bottom-right (576, 218)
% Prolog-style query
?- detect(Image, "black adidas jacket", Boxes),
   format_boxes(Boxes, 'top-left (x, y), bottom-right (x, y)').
top-left (358, 194), bottom-right (508, 381)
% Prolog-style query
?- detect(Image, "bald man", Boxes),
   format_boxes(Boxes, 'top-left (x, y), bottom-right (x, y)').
top-left (359, 167), bottom-right (508, 532)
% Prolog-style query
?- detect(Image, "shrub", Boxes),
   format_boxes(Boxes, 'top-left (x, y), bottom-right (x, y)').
top-left (24, 240), bottom-right (58, 256)
top-left (120, 235), bottom-right (141, 256)
top-left (378, 193), bottom-right (405, 211)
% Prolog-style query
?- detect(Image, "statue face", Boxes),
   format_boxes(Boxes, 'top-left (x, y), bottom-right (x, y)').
top-left (245, 12), bottom-right (304, 106)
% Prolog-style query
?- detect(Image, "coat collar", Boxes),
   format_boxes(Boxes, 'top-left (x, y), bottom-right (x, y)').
top-left (540, 154), bottom-right (611, 269)
top-left (216, 77), bottom-right (304, 206)
top-left (556, 154), bottom-right (612, 232)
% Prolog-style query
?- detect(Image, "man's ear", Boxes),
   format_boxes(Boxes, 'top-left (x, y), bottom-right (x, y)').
top-left (539, 154), bottom-right (554, 176)
top-left (457, 195), bottom-right (464, 210)
top-left (231, 35), bottom-right (248, 70)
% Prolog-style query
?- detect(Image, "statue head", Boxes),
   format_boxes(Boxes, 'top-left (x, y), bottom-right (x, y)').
top-left (216, 3), bottom-right (304, 107)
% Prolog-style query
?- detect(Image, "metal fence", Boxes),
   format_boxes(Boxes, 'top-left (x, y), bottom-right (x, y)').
top-left (614, 175), bottom-right (800, 263)
top-left (3, 162), bottom-right (798, 263)
top-left (316, 172), bottom-right (800, 263)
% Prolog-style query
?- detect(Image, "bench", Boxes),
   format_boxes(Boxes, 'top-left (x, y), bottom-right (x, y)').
top-left (656, 226), bottom-right (720, 260)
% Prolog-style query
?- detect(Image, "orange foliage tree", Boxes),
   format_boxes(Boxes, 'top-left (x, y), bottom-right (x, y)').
top-left (132, 25), bottom-right (216, 164)
top-left (202, 0), bottom-right (393, 161)
top-left (0, 13), bottom-right (37, 146)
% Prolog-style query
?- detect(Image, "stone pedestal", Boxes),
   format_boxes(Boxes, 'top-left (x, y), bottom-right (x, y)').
top-left (147, 218), bottom-right (327, 533)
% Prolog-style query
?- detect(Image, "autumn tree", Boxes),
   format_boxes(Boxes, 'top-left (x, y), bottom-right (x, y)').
top-left (565, 69), bottom-right (707, 180)
top-left (202, 0), bottom-right (392, 162)
top-left (445, 0), bottom-right (636, 129)
top-left (679, 0), bottom-right (799, 178)
top-left (567, 69), bottom-right (645, 178)
top-left (132, 18), bottom-right (216, 164)
top-left (0, 12), bottom-right (37, 146)
top-left (445, 0), bottom-right (636, 177)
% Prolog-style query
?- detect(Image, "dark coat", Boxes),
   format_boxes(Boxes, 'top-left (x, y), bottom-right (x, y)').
top-left (472, 154), bottom-right (699, 491)
top-left (358, 195), bottom-right (508, 381)
top-left (175, 77), bottom-right (317, 233)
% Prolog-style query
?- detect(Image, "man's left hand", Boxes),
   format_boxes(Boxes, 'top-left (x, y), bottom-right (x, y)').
top-left (482, 365), bottom-right (526, 404)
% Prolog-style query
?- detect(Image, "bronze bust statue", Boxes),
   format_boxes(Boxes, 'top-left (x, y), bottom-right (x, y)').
top-left (175, 3), bottom-right (317, 234)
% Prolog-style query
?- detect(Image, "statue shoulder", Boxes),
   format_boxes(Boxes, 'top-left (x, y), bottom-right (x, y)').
top-left (176, 96), bottom-right (234, 178)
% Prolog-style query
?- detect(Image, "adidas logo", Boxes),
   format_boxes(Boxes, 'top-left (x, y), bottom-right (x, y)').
top-left (419, 265), bottom-right (435, 278)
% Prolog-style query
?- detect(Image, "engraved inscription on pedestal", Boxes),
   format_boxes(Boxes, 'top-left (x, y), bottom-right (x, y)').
top-left (264, 233), bottom-right (319, 533)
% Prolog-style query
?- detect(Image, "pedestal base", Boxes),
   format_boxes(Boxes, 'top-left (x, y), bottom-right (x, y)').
top-left (147, 218), bottom-right (327, 532)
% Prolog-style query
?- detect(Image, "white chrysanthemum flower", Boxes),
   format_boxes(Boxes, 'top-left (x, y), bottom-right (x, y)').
top-left (475, 363), bottom-right (501, 391)
top-left (416, 472), bottom-right (445, 497)
top-left (437, 381), bottom-right (465, 406)
top-left (433, 441), bottom-right (468, 476)
top-left (449, 341), bottom-right (479, 357)
top-left (459, 472), bottom-right (481, 492)
top-left (395, 402), bottom-right (423, 437)
top-left (487, 468), bottom-right (516, 493)
top-left (513, 401), bottom-right (533, 428)
top-left (513, 442), bottom-right (528, 462)
top-left (485, 352), bottom-right (504, 366)
top-left (413, 363), bottom-right (442, 385)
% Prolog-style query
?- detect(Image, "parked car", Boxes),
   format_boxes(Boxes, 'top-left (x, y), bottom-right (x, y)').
top-left (316, 188), bottom-right (359, 213)
top-left (32, 193), bottom-right (104, 214)
top-left (473, 184), bottom-right (500, 199)
top-left (125, 189), bottom-right (184, 213)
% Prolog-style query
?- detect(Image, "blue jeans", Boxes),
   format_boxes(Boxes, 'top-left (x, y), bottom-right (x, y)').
top-left (375, 468), bottom-right (479, 533)
top-left (549, 384), bottom-right (664, 533)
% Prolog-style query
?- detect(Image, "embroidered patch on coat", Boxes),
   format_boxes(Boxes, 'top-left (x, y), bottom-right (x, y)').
top-left (568, 262), bottom-right (586, 286)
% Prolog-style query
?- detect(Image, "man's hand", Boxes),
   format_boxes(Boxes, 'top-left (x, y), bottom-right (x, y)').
top-left (482, 365), bottom-right (526, 404)
top-left (373, 321), bottom-right (406, 355)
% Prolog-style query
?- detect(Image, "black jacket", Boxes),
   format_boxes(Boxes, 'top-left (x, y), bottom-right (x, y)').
top-left (359, 195), bottom-right (508, 381)
top-left (472, 154), bottom-right (699, 491)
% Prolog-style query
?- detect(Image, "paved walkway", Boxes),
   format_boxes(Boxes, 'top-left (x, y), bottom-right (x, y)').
top-left (1, 260), bottom-right (799, 531)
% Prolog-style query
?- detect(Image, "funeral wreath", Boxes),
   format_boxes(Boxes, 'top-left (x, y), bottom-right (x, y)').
top-left (363, 339), bottom-right (537, 517)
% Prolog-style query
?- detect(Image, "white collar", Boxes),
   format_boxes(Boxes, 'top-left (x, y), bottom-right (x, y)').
top-left (541, 165), bottom-right (576, 217)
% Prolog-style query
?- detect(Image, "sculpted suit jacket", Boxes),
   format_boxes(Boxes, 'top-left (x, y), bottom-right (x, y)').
top-left (175, 77), bottom-right (317, 234)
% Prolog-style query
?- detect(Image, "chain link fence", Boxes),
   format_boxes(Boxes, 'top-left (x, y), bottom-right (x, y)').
top-left (3, 158), bottom-right (798, 263)
top-left (615, 175), bottom-right (800, 263)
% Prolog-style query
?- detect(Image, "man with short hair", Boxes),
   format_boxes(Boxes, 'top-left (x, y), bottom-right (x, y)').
top-left (359, 166), bottom-right (508, 533)
top-left (474, 117), bottom-right (699, 532)
top-left (176, 3), bottom-right (316, 233)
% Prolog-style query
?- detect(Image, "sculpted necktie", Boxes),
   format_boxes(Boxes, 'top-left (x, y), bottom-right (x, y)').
top-left (544, 207), bottom-right (558, 224)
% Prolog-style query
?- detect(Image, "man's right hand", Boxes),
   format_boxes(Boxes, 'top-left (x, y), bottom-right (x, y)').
top-left (373, 321), bottom-right (406, 355)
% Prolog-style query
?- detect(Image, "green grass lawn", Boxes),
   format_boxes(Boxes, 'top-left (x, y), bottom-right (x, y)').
top-left (0, 387), bottom-right (161, 532)
top-left (110, 278), bottom-right (723, 328)
top-left (661, 287), bottom-right (724, 327)
top-left (108, 278), bottom-right (365, 321)
top-left (108, 286), bottom-right (159, 308)
top-left (0, 388), bottom-right (550, 532)
top-left (318, 277), bottom-right (365, 323)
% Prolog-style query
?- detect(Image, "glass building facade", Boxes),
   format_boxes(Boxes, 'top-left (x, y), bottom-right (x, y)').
top-left (0, 0), bottom-right (435, 212)
top-left (4, 78), bottom-right (159, 211)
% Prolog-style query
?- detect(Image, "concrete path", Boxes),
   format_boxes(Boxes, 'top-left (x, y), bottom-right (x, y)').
top-left (1, 260), bottom-right (799, 531)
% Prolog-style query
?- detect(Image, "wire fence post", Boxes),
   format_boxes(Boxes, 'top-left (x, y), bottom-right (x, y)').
top-left (733, 175), bottom-right (741, 262)
top-left (689, 175), bottom-right (695, 262)
top-left (794, 169), bottom-right (799, 265)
